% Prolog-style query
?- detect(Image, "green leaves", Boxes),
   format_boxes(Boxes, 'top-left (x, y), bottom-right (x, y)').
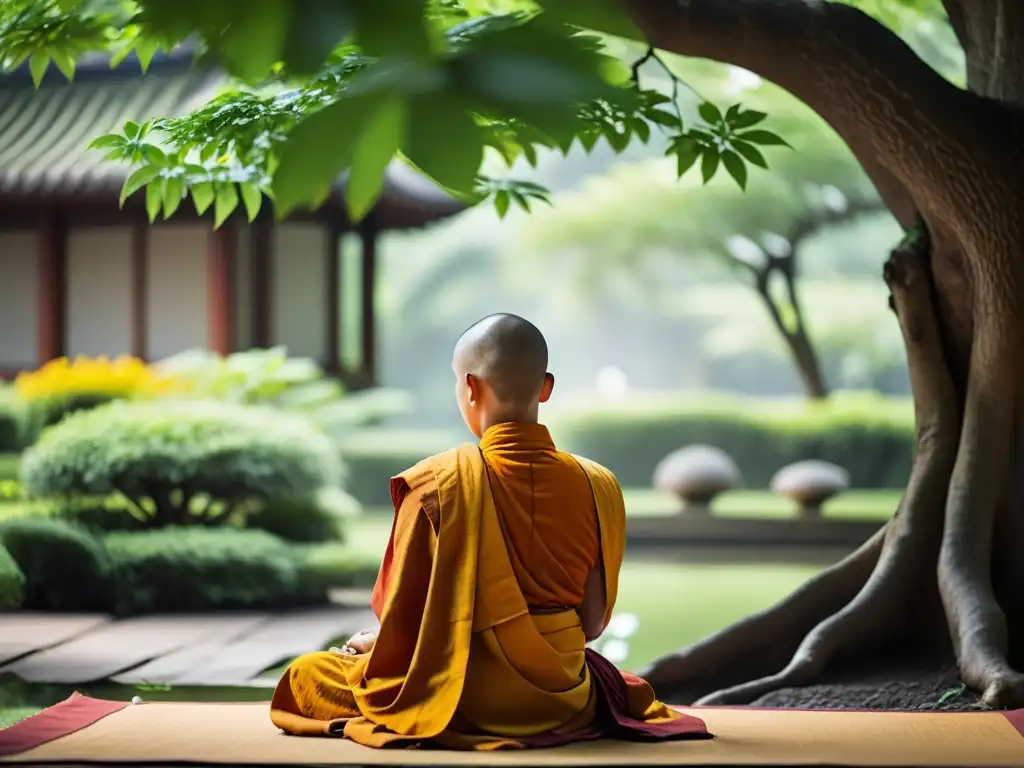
top-left (17, 0), bottom-right (801, 224)
top-left (120, 166), bottom-right (161, 206)
top-left (215, 0), bottom-right (291, 83)
top-left (271, 92), bottom-right (379, 218)
top-left (345, 94), bottom-right (407, 220)
top-left (665, 102), bottom-right (790, 190)
top-left (28, 52), bottom-right (50, 86)
top-left (281, 0), bottom-right (355, 77)
top-left (721, 150), bottom-right (747, 190)
top-left (404, 95), bottom-right (483, 196)
top-left (481, 178), bottom-right (551, 219)
top-left (736, 129), bottom-right (790, 147)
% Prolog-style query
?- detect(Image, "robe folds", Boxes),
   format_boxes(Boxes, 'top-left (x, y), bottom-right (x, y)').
top-left (270, 437), bottom-right (710, 750)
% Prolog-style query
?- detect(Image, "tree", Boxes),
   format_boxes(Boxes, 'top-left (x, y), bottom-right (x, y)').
top-left (4, 0), bottom-right (1024, 709)
top-left (516, 106), bottom-right (890, 399)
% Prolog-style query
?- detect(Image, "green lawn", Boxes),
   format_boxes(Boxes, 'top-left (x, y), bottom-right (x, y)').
top-left (0, 706), bottom-right (40, 729)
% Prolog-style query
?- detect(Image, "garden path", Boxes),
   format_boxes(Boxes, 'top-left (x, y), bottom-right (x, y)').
top-left (0, 591), bottom-right (374, 687)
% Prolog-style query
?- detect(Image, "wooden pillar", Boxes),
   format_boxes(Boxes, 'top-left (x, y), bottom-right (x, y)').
top-left (130, 222), bottom-right (148, 359)
top-left (251, 220), bottom-right (272, 348)
top-left (325, 220), bottom-right (342, 374)
top-left (37, 211), bottom-right (66, 364)
top-left (359, 220), bottom-right (377, 387)
top-left (208, 225), bottom-right (237, 355)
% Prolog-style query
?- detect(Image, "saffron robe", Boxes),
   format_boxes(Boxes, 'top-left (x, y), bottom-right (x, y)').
top-left (269, 436), bottom-right (709, 749)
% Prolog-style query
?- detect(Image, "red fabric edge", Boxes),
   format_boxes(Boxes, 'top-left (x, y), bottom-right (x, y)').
top-left (1001, 709), bottom-right (1024, 737)
top-left (675, 703), bottom-right (1024, 728)
top-left (0, 692), bottom-right (129, 758)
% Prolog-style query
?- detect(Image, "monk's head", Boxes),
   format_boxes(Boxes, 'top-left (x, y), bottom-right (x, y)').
top-left (452, 313), bottom-right (554, 438)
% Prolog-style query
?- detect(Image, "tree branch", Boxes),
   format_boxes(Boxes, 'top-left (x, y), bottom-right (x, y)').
top-left (786, 196), bottom-right (888, 254)
top-left (622, 0), bottom-right (986, 228)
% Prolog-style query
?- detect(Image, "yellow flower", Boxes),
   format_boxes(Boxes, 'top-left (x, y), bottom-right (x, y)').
top-left (14, 355), bottom-right (187, 402)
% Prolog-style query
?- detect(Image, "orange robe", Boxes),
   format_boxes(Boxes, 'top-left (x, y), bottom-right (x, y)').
top-left (270, 423), bottom-right (708, 749)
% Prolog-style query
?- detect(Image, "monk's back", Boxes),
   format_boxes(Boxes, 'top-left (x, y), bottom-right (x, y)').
top-left (479, 422), bottom-right (599, 609)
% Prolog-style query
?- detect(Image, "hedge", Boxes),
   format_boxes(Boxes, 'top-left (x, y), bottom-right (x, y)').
top-left (21, 400), bottom-right (343, 526)
top-left (336, 428), bottom-right (460, 507)
top-left (0, 542), bottom-right (24, 610)
top-left (291, 543), bottom-right (381, 604)
top-left (245, 487), bottom-right (359, 543)
top-left (105, 528), bottom-right (299, 614)
top-left (0, 389), bottom-right (28, 453)
top-left (546, 391), bottom-right (915, 489)
top-left (0, 517), bottom-right (111, 610)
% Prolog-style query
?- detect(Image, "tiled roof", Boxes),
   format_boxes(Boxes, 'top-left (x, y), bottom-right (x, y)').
top-left (0, 63), bottom-right (217, 196)
top-left (0, 52), bottom-right (463, 223)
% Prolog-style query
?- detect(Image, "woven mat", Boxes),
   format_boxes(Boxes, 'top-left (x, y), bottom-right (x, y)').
top-left (2, 694), bottom-right (1023, 766)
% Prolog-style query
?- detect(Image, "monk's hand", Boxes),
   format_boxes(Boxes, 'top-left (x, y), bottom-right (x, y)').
top-left (331, 629), bottom-right (377, 656)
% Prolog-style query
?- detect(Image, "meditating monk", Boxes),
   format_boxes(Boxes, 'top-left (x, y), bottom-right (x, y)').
top-left (270, 313), bottom-right (709, 749)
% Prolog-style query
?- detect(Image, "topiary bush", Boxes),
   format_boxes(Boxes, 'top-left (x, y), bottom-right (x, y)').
top-left (245, 487), bottom-right (359, 543)
top-left (0, 387), bottom-right (28, 452)
top-left (105, 528), bottom-right (299, 614)
top-left (291, 543), bottom-right (381, 605)
top-left (21, 400), bottom-right (343, 527)
top-left (0, 542), bottom-right (25, 610)
top-left (547, 391), bottom-right (915, 490)
top-left (54, 495), bottom-right (151, 533)
top-left (0, 517), bottom-right (111, 610)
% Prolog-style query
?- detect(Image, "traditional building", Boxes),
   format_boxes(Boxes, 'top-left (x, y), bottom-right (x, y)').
top-left (0, 50), bottom-right (463, 388)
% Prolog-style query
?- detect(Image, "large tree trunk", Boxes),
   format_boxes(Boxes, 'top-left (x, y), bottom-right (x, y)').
top-left (625, 0), bottom-right (1024, 708)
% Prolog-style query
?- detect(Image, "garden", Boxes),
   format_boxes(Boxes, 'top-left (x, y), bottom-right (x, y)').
top-left (0, 349), bottom-right (910, 653)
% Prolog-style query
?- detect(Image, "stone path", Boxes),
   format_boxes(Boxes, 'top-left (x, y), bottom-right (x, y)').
top-left (0, 594), bottom-right (374, 687)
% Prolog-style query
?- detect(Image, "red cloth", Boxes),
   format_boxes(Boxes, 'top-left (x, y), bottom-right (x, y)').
top-left (516, 649), bottom-right (712, 747)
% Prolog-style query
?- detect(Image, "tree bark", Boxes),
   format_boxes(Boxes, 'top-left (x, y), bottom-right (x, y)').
top-left (626, 0), bottom-right (1024, 708)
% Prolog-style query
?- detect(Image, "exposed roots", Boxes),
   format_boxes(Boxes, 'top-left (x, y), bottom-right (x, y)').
top-left (641, 230), bottom-right (1024, 707)
top-left (936, 281), bottom-right (1024, 707)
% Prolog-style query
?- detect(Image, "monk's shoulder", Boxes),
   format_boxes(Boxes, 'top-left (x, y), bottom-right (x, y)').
top-left (390, 447), bottom-right (472, 523)
top-left (561, 452), bottom-right (621, 488)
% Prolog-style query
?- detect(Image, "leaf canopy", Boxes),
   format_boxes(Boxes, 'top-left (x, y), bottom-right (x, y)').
top-left (0, 0), bottom-right (950, 223)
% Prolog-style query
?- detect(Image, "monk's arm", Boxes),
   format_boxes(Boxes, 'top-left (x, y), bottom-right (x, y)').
top-left (578, 561), bottom-right (607, 641)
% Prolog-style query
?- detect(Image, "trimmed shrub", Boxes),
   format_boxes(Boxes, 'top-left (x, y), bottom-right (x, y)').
top-left (0, 454), bottom-right (19, 484)
top-left (547, 391), bottom-right (915, 489)
top-left (0, 542), bottom-right (25, 610)
top-left (105, 529), bottom-right (299, 614)
top-left (21, 400), bottom-right (343, 526)
top-left (55, 495), bottom-right (150, 532)
top-left (0, 388), bottom-right (28, 452)
top-left (291, 543), bottom-right (381, 605)
top-left (245, 487), bottom-right (359, 543)
top-left (0, 517), bottom-right (111, 610)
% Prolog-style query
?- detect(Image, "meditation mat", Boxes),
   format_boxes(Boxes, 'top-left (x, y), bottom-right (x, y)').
top-left (2, 693), bottom-right (1024, 767)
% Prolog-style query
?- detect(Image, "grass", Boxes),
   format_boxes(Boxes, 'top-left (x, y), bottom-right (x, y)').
top-left (0, 706), bottom-right (40, 728)
top-left (622, 488), bottom-right (898, 520)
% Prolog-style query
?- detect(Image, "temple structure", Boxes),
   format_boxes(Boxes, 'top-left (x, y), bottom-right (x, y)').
top-left (0, 50), bottom-right (463, 388)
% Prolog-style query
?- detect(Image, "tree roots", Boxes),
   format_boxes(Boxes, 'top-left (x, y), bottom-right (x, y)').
top-left (642, 230), bottom-right (1024, 709)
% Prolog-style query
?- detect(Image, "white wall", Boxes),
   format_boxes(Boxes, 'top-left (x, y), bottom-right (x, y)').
top-left (146, 225), bottom-right (209, 361)
top-left (272, 223), bottom-right (328, 359)
top-left (234, 223), bottom-right (253, 350)
top-left (66, 227), bottom-right (133, 357)
top-left (0, 231), bottom-right (39, 367)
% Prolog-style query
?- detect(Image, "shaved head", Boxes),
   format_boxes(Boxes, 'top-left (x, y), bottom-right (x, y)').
top-left (454, 313), bottom-right (549, 406)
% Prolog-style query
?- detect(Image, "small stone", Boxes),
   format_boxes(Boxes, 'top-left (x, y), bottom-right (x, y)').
top-left (770, 460), bottom-right (850, 517)
top-left (652, 444), bottom-right (741, 514)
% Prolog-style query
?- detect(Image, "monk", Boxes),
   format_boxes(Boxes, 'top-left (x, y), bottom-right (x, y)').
top-left (270, 313), bottom-right (710, 749)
